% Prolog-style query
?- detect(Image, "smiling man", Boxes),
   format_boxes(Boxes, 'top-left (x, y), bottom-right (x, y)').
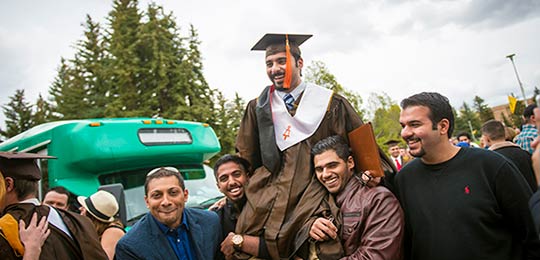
top-left (115, 167), bottom-right (221, 260)
top-left (235, 33), bottom-right (395, 259)
top-left (309, 135), bottom-right (403, 259)
top-left (396, 92), bottom-right (540, 260)
top-left (212, 154), bottom-right (270, 260)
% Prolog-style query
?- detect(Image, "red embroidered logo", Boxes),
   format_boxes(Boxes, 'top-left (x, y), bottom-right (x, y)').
top-left (464, 186), bottom-right (470, 194)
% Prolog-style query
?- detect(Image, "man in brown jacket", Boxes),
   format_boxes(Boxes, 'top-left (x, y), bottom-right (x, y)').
top-left (0, 152), bottom-right (107, 260)
top-left (235, 33), bottom-right (395, 259)
top-left (310, 135), bottom-right (404, 259)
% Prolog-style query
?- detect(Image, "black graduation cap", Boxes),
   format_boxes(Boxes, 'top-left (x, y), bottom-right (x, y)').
top-left (0, 152), bottom-right (55, 180)
top-left (384, 140), bottom-right (401, 147)
top-left (251, 33), bottom-right (312, 52)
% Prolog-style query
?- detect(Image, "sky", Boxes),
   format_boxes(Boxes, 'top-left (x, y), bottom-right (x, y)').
top-left (1, 0), bottom-right (540, 129)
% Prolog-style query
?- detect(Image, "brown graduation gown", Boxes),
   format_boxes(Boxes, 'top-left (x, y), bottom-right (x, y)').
top-left (0, 203), bottom-right (108, 260)
top-left (236, 86), bottom-right (395, 259)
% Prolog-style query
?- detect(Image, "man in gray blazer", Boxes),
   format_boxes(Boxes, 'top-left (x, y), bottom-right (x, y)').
top-left (115, 167), bottom-right (221, 259)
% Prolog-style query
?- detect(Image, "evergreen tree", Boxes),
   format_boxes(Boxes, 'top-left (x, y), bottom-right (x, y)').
top-left (173, 25), bottom-right (215, 123)
top-left (105, 0), bottom-right (144, 116)
top-left (138, 4), bottom-right (187, 118)
top-left (501, 112), bottom-right (514, 127)
top-left (454, 102), bottom-right (481, 139)
top-left (49, 58), bottom-right (88, 119)
top-left (33, 94), bottom-right (56, 125)
top-left (472, 95), bottom-right (494, 124)
top-left (74, 15), bottom-right (110, 118)
top-left (210, 92), bottom-right (245, 161)
top-left (1, 90), bottom-right (34, 138)
top-left (305, 61), bottom-right (365, 120)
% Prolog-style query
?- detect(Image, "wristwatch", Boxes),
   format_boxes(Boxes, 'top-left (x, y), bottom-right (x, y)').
top-left (231, 234), bottom-right (244, 250)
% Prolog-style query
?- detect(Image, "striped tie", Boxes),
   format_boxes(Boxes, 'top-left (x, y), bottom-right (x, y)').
top-left (284, 93), bottom-right (295, 111)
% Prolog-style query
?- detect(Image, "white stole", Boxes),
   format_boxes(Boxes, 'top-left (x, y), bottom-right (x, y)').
top-left (271, 83), bottom-right (333, 151)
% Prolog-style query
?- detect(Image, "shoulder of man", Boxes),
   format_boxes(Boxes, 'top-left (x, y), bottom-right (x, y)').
top-left (121, 213), bottom-right (152, 238)
top-left (185, 207), bottom-right (219, 222)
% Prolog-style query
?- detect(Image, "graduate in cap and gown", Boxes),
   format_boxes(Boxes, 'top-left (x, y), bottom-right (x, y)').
top-left (0, 152), bottom-right (107, 260)
top-left (233, 33), bottom-right (395, 259)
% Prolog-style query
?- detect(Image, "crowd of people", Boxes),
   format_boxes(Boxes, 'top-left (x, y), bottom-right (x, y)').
top-left (1, 33), bottom-right (540, 260)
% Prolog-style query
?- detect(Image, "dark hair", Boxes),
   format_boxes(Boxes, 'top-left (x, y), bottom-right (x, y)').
top-left (456, 132), bottom-right (471, 140)
top-left (144, 167), bottom-right (185, 196)
top-left (401, 92), bottom-right (454, 138)
top-left (311, 135), bottom-right (351, 162)
top-left (266, 43), bottom-right (301, 62)
top-left (13, 178), bottom-right (39, 200)
top-left (481, 120), bottom-right (505, 141)
top-left (523, 104), bottom-right (537, 119)
top-left (213, 154), bottom-right (251, 179)
top-left (46, 186), bottom-right (69, 197)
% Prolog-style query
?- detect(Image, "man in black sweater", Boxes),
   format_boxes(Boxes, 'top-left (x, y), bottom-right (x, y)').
top-left (396, 92), bottom-right (540, 260)
top-left (481, 119), bottom-right (538, 192)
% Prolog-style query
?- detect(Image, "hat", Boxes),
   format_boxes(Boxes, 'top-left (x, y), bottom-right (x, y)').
top-left (0, 152), bottom-right (55, 181)
top-left (77, 190), bottom-right (119, 223)
top-left (456, 141), bottom-right (470, 148)
top-left (523, 104), bottom-right (537, 118)
top-left (251, 33), bottom-right (312, 89)
top-left (384, 140), bottom-right (401, 147)
top-left (251, 33), bottom-right (312, 52)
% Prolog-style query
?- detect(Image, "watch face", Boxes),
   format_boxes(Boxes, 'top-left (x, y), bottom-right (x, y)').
top-left (232, 234), bottom-right (243, 244)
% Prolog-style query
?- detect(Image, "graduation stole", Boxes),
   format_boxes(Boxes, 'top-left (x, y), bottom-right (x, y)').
top-left (0, 213), bottom-right (24, 257)
top-left (271, 83), bottom-right (333, 151)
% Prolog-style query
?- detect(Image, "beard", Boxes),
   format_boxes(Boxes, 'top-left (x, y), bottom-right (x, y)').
top-left (409, 147), bottom-right (426, 158)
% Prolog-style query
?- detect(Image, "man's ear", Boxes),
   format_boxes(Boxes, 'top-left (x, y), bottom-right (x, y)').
top-left (297, 57), bottom-right (304, 69)
top-left (4, 177), bottom-right (14, 192)
top-left (184, 189), bottom-right (189, 203)
top-left (347, 155), bottom-right (355, 172)
top-left (438, 119), bottom-right (450, 136)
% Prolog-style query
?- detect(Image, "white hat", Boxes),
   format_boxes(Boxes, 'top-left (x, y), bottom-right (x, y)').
top-left (77, 190), bottom-right (119, 223)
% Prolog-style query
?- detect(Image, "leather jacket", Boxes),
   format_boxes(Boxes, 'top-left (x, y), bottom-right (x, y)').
top-left (336, 175), bottom-right (404, 260)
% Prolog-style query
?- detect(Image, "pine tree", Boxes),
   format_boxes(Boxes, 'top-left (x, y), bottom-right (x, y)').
top-left (472, 95), bottom-right (494, 124)
top-left (138, 4), bottom-right (187, 118)
top-left (49, 58), bottom-right (88, 119)
top-left (454, 102), bottom-right (481, 139)
top-left (74, 15), bottom-right (110, 118)
top-left (1, 90), bottom-right (34, 138)
top-left (210, 91), bottom-right (245, 161)
top-left (33, 94), bottom-right (56, 125)
top-left (105, 0), bottom-right (144, 116)
top-left (173, 25), bottom-right (215, 123)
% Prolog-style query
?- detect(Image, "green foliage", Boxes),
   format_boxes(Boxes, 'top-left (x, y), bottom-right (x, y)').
top-left (2, 0), bottom-right (245, 158)
top-left (305, 61), bottom-right (365, 120)
top-left (454, 102), bottom-right (481, 140)
top-left (209, 92), bottom-right (246, 163)
top-left (366, 93), bottom-right (402, 148)
top-left (1, 90), bottom-right (34, 138)
top-left (472, 95), bottom-right (494, 124)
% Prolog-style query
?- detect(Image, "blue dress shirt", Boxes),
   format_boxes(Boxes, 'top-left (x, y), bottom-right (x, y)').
top-left (153, 211), bottom-right (195, 260)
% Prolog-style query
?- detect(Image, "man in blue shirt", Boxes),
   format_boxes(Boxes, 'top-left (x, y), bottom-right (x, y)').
top-left (515, 104), bottom-right (539, 154)
top-left (115, 167), bottom-right (221, 260)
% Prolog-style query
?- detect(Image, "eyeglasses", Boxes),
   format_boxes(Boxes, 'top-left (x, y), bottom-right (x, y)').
top-left (147, 166), bottom-right (180, 177)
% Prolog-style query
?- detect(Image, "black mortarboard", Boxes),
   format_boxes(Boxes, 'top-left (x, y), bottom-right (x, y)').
top-left (0, 152), bottom-right (55, 180)
top-left (251, 33), bottom-right (312, 89)
top-left (251, 33), bottom-right (312, 52)
top-left (384, 140), bottom-right (401, 147)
